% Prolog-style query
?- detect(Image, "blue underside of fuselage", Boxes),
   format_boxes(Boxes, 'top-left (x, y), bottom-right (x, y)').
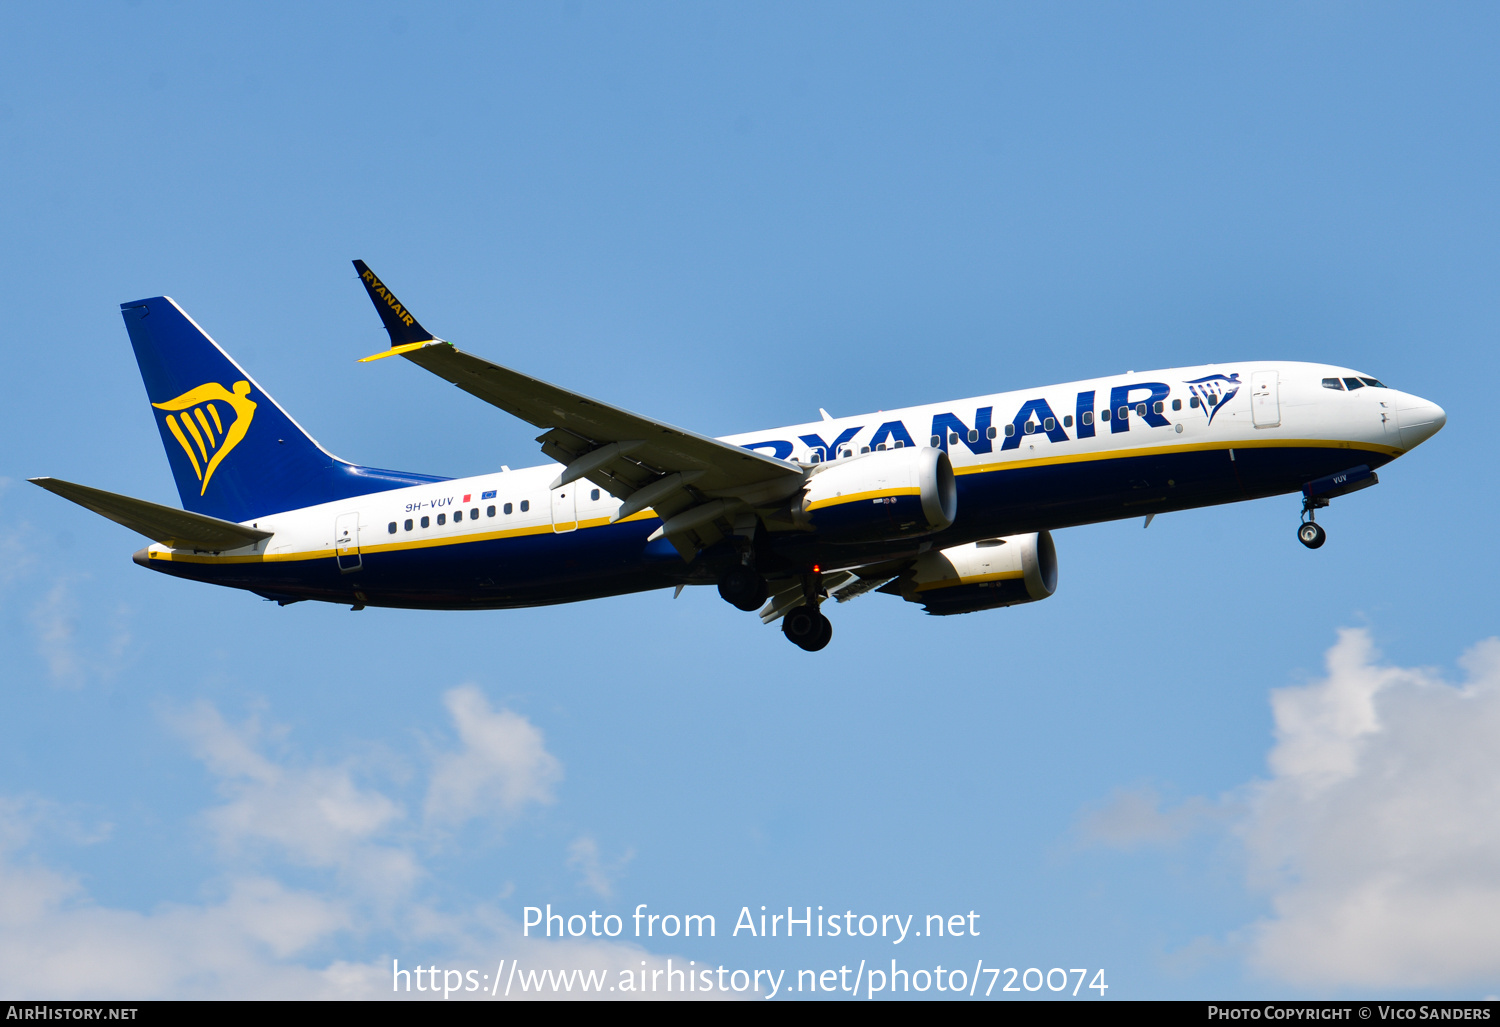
top-left (145, 444), bottom-right (1391, 609)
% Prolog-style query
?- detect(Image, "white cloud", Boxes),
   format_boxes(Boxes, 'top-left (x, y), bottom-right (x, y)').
top-left (169, 701), bottom-right (417, 894)
top-left (1076, 786), bottom-right (1227, 850)
top-left (566, 836), bottom-right (634, 899)
top-left (1083, 628), bottom-right (1500, 990)
top-left (24, 576), bottom-right (132, 690)
top-left (425, 685), bottom-right (562, 827)
top-left (0, 688), bottom-right (705, 999)
top-left (1238, 628), bottom-right (1500, 988)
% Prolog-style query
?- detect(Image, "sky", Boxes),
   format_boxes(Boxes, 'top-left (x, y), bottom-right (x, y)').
top-left (1, 0), bottom-right (1498, 1001)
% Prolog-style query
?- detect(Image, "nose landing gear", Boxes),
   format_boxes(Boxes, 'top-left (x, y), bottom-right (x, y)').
top-left (1297, 518), bottom-right (1327, 549)
top-left (1298, 493), bottom-right (1329, 549)
top-left (1296, 465), bottom-right (1380, 550)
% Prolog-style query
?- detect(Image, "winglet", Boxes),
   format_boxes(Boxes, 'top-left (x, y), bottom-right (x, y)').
top-left (352, 260), bottom-right (439, 348)
top-left (358, 339), bottom-right (445, 363)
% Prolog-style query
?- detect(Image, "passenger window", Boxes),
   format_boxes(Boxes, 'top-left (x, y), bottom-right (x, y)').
top-left (453, 510), bottom-right (462, 522)
top-left (1003, 423), bottom-right (1016, 437)
top-left (1101, 409), bottom-right (1111, 421)
top-left (486, 506), bottom-right (495, 517)
top-left (930, 435), bottom-right (942, 447)
top-left (387, 522), bottom-right (397, 534)
top-left (1360, 377), bottom-right (1386, 388)
top-left (948, 433), bottom-right (959, 446)
top-left (1136, 403), bottom-right (1147, 417)
top-left (420, 516), bottom-right (430, 528)
top-left (1063, 415), bottom-right (1073, 427)
top-left (1024, 421), bottom-right (1036, 435)
top-left (986, 426), bottom-right (998, 439)
top-left (1343, 377), bottom-right (1365, 390)
top-left (437, 513), bottom-right (446, 525)
top-left (860, 445), bottom-right (870, 454)
top-left (1118, 406), bottom-right (1129, 419)
top-left (1172, 399), bottom-right (1181, 411)
top-left (520, 500), bottom-right (529, 512)
top-left (504, 503), bottom-right (513, 514)
top-left (1189, 397), bottom-right (1200, 408)
top-left (470, 508), bottom-right (479, 519)
top-left (966, 430), bottom-right (978, 443)
top-left (590, 490), bottom-right (600, 501)
top-left (1043, 417), bottom-right (1055, 432)
top-left (809, 451), bottom-right (821, 463)
top-left (875, 443), bottom-right (886, 451)
top-left (1082, 411), bottom-right (1093, 425)
top-left (1322, 377), bottom-right (1345, 390)
top-left (1153, 401), bottom-right (1164, 414)
top-left (893, 440), bottom-right (904, 448)
top-left (404, 519), bottom-right (413, 531)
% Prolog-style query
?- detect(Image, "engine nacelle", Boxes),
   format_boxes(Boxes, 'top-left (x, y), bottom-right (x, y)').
top-left (799, 446), bottom-right (956, 544)
top-left (889, 531), bottom-right (1058, 615)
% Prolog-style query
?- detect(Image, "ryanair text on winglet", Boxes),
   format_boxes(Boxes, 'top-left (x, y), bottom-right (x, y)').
top-left (360, 267), bottom-right (417, 329)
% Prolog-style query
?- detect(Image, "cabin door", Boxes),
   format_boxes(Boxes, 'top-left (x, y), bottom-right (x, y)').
top-left (551, 486), bottom-right (577, 533)
top-left (335, 512), bottom-right (362, 573)
top-left (1251, 371), bottom-right (1281, 428)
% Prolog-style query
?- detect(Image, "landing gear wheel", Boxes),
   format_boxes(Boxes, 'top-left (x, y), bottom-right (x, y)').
top-left (1297, 521), bottom-right (1326, 549)
top-left (718, 567), bottom-right (768, 612)
top-left (782, 604), bottom-right (832, 651)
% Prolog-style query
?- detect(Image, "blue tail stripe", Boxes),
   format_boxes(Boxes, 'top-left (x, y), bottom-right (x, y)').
top-left (122, 297), bottom-right (447, 523)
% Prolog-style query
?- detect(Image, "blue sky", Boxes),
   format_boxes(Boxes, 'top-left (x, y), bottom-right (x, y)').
top-left (2, 1), bottom-right (1498, 999)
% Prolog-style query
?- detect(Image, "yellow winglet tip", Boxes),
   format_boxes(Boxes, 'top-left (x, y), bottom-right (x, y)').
top-left (358, 339), bottom-right (442, 363)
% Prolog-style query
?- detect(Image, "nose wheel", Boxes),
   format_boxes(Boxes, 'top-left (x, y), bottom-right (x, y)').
top-left (1298, 495), bottom-right (1329, 549)
top-left (1297, 521), bottom-right (1326, 549)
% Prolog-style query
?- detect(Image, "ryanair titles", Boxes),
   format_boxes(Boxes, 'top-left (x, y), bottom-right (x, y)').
top-left (359, 267), bottom-right (417, 329)
top-left (738, 378), bottom-right (1222, 462)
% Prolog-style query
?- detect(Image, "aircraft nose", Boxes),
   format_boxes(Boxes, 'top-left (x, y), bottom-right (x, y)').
top-left (1397, 395), bottom-right (1446, 450)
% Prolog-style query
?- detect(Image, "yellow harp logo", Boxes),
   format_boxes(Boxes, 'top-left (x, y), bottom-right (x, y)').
top-left (152, 381), bottom-right (257, 495)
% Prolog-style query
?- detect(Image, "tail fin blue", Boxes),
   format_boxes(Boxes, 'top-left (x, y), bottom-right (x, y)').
top-left (121, 297), bottom-right (446, 523)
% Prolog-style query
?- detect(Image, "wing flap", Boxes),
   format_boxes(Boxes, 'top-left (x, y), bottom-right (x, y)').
top-left (30, 477), bottom-right (272, 551)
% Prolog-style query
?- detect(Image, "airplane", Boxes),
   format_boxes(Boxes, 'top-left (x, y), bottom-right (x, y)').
top-left (31, 261), bottom-right (1447, 651)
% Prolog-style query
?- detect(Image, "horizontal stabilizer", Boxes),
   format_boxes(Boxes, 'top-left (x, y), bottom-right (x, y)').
top-left (29, 477), bottom-right (272, 551)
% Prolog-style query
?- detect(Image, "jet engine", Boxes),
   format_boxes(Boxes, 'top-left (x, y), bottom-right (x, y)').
top-left (798, 446), bottom-right (956, 544)
top-left (885, 531), bottom-right (1057, 615)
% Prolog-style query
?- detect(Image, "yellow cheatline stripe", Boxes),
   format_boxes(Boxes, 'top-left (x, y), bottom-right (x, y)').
top-left (359, 339), bottom-right (442, 363)
top-left (954, 437), bottom-right (1402, 476)
top-left (193, 406), bottom-right (217, 448)
top-left (148, 513), bottom-right (642, 564)
top-left (915, 569), bottom-right (1024, 593)
top-left (805, 486), bottom-right (920, 512)
top-left (164, 415), bottom-right (203, 480)
top-left (180, 410), bottom-right (209, 462)
top-left (207, 401), bottom-right (223, 434)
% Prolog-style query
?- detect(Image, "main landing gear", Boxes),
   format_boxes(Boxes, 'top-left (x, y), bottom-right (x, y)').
top-left (782, 604), bottom-right (832, 652)
top-left (781, 566), bottom-right (832, 652)
top-left (717, 561), bottom-right (833, 651)
top-left (717, 566), bottom-right (768, 612)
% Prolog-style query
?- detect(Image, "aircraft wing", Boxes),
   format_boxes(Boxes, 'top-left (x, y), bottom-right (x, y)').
top-left (29, 477), bottom-right (272, 551)
top-left (353, 261), bottom-right (805, 558)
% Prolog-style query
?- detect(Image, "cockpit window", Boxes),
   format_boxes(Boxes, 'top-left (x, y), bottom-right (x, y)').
top-left (1343, 377), bottom-right (1366, 391)
top-left (1322, 377), bottom-right (1345, 391)
top-left (1359, 377), bottom-right (1387, 388)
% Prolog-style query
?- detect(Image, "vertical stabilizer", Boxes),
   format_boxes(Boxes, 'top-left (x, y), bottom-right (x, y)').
top-left (121, 297), bottom-right (445, 522)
